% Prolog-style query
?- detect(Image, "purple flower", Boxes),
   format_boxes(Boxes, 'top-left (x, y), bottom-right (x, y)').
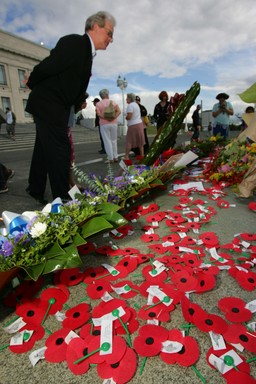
top-left (0, 240), bottom-right (14, 258)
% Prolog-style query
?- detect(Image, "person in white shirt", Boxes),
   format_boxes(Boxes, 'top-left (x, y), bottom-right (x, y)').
top-left (6, 107), bottom-right (16, 140)
top-left (124, 93), bottom-right (145, 160)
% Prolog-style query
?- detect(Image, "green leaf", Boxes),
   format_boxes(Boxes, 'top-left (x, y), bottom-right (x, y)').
top-left (238, 82), bottom-right (256, 103)
top-left (101, 212), bottom-right (128, 228)
top-left (20, 262), bottom-right (46, 281)
top-left (42, 245), bottom-right (82, 275)
top-left (96, 202), bottom-right (121, 214)
top-left (72, 233), bottom-right (87, 247)
top-left (43, 241), bottom-right (65, 259)
top-left (81, 216), bottom-right (113, 238)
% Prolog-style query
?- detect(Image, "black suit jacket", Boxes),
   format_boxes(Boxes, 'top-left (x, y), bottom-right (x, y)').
top-left (26, 33), bottom-right (93, 126)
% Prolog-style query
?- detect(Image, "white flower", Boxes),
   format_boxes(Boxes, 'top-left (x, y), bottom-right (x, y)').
top-left (29, 222), bottom-right (47, 238)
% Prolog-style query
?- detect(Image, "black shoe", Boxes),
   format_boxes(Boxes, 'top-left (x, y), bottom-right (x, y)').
top-left (26, 187), bottom-right (48, 205)
top-left (98, 149), bottom-right (106, 154)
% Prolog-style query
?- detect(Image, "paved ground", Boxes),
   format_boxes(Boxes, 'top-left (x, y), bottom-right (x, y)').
top-left (0, 125), bottom-right (255, 384)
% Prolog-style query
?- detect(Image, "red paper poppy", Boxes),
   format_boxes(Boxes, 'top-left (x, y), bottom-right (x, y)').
top-left (170, 270), bottom-right (198, 292)
top-left (234, 269), bottom-right (256, 291)
top-left (223, 323), bottom-right (256, 353)
top-left (166, 213), bottom-right (186, 224)
top-left (218, 297), bottom-right (252, 323)
top-left (3, 277), bottom-right (43, 308)
top-left (135, 252), bottom-right (154, 264)
top-left (110, 224), bottom-right (134, 239)
top-left (194, 310), bottom-right (228, 334)
top-left (184, 222), bottom-right (201, 232)
top-left (162, 233), bottom-right (181, 243)
top-left (86, 334), bottom-right (127, 365)
top-left (138, 304), bottom-right (173, 322)
top-left (133, 324), bottom-right (169, 357)
top-left (179, 197), bottom-right (193, 204)
top-left (206, 345), bottom-right (250, 376)
top-left (142, 264), bottom-right (168, 284)
top-left (177, 236), bottom-right (197, 247)
top-left (97, 346), bottom-right (137, 384)
top-left (217, 198), bottom-right (230, 208)
top-left (194, 271), bottom-right (217, 293)
top-left (199, 232), bottom-right (219, 248)
top-left (111, 280), bottom-right (140, 299)
top-left (168, 225), bottom-right (188, 233)
top-left (199, 265), bottom-right (220, 276)
top-left (121, 246), bottom-right (141, 255)
top-left (83, 266), bottom-right (107, 284)
top-left (147, 243), bottom-right (169, 254)
top-left (225, 370), bottom-right (256, 384)
top-left (248, 201), bottom-right (256, 212)
top-left (115, 307), bottom-right (139, 335)
top-left (239, 232), bottom-right (256, 242)
top-left (16, 301), bottom-right (46, 326)
top-left (40, 286), bottom-right (69, 315)
top-left (77, 241), bottom-right (96, 255)
top-left (180, 294), bottom-right (204, 324)
top-left (160, 328), bottom-right (200, 366)
top-left (79, 323), bottom-right (101, 340)
top-left (96, 245), bottom-right (122, 256)
top-left (9, 324), bottom-right (45, 354)
top-left (168, 189), bottom-right (189, 196)
top-left (58, 268), bottom-right (84, 286)
top-left (92, 299), bottom-right (130, 330)
top-left (146, 212), bottom-right (166, 224)
top-left (123, 211), bottom-right (140, 222)
top-left (182, 253), bottom-right (201, 268)
top-left (44, 328), bottom-right (71, 362)
top-left (115, 256), bottom-right (139, 274)
top-left (86, 279), bottom-right (113, 299)
top-left (62, 303), bottom-right (90, 330)
top-left (140, 233), bottom-right (160, 242)
top-left (148, 203), bottom-right (159, 212)
top-left (66, 337), bottom-right (91, 375)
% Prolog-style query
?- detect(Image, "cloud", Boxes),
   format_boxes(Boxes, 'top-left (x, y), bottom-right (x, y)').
top-left (1, 0), bottom-right (256, 117)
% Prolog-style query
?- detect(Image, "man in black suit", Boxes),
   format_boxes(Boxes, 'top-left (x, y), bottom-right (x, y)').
top-left (25, 11), bottom-right (116, 203)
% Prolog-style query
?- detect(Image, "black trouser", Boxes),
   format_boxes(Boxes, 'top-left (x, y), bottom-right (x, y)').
top-left (28, 116), bottom-right (71, 199)
top-left (0, 163), bottom-right (9, 188)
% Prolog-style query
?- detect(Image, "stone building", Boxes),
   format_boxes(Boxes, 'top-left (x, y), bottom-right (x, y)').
top-left (0, 29), bottom-right (49, 123)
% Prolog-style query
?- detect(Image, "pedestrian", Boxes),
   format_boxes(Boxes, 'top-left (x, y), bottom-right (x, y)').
top-left (131, 96), bottom-right (149, 156)
top-left (240, 106), bottom-right (255, 131)
top-left (25, 11), bottom-right (116, 203)
top-left (124, 93), bottom-right (145, 160)
top-left (153, 91), bottom-right (170, 131)
top-left (96, 89), bottom-right (121, 163)
top-left (6, 107), bottom-right (16, 140)
top-left (207, 121), bottom-right (212, 137)
top-left (191, 104), bottom-right (201, 142)
top-left (93, 97), bottom-right (106, 154)
top-left (0, 163), bottom-right (15, 194)
top-left (212, 93), bottom-right (234, 139)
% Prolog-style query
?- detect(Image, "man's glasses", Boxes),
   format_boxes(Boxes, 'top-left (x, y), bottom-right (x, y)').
top-left (103, 27), bottom-right (113, 39)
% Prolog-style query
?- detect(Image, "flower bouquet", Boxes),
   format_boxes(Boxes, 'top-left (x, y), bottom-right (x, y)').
top-left (0, 198), bottom-right (127, 282)
top-left (203, 140), bottom-right (256, 185)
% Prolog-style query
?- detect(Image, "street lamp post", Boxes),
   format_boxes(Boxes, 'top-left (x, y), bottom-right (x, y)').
top-left (117, 75), bottom-right (128, 135)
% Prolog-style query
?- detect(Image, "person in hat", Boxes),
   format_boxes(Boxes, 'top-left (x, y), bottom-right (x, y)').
top-left (93, 97), bottom-right (105, 154)
top-left (212, 93), bottom-right (233, 139)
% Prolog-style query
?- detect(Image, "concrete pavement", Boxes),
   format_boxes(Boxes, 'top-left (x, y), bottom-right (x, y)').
top-left (0, 125), bottom-right (255, 384)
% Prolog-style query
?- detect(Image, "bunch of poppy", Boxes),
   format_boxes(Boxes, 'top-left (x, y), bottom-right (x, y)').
top-left (1, 176), bottom-right (256, 383)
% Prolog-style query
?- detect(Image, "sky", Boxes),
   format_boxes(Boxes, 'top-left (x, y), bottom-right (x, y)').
top-left (1, 0), bottom-right (256, 121)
